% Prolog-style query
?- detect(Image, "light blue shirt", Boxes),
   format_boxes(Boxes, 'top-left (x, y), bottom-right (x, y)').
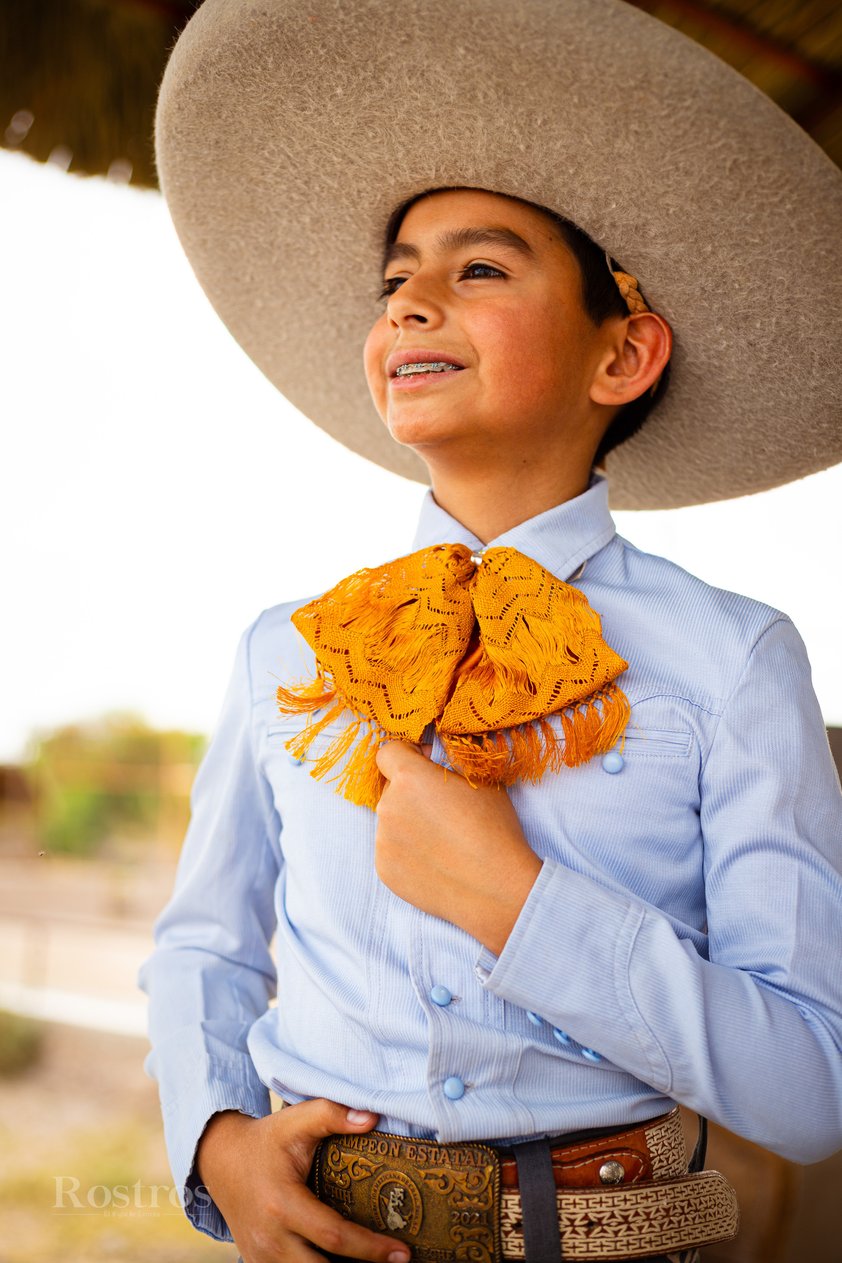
top-left (139, 478), bottom-right (842, 1242)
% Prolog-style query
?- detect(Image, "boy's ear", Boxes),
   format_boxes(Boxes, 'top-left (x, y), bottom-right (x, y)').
top-left (589, 311), bottom-right (672, 409)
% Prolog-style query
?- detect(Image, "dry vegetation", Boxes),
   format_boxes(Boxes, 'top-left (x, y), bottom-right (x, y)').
top-left (0, 1021), bottom-right (237, 1263)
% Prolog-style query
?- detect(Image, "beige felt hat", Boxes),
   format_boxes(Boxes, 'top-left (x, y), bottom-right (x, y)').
top-left (155, 0), bottom-right (842, 510)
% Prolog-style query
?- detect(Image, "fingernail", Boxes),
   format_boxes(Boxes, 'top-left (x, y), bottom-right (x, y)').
top-left (388, 1252), bottom-right (410, 1263)
top-left (346, 1108), bottom-right (375, 1124)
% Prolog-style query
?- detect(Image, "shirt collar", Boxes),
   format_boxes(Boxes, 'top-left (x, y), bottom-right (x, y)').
top-left (410, 476), bottom-right (616, 583)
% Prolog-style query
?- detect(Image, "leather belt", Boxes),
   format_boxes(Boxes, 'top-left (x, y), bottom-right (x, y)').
top-left (310, 1109), bottom-right (739, 1262)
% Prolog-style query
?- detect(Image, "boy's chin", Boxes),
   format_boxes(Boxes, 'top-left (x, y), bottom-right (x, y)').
top-left (385, 408), bottom-right (483, 452)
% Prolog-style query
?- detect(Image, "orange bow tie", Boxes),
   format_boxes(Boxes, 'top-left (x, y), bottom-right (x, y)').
top-left (277, 544), bottom-right (630, 809)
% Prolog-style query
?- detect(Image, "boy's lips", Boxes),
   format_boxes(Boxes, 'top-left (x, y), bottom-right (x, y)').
top-left (389, 367), bottom-right (467, 391)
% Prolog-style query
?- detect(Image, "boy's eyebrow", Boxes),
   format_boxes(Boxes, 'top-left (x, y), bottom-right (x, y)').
top-left (382, 226), bottom-right (536, 270)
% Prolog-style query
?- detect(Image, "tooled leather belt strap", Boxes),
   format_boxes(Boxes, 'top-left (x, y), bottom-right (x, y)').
top-left (310, 1109), bottom-right (739, 1262)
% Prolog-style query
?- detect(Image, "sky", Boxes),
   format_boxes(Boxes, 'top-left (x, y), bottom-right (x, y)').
top-left (2, 147), bottom-right (841, 763)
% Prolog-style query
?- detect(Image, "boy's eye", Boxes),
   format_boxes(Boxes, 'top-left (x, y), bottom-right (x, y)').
top-left (378, 276), bottom-right (406, 300)
top-left (459, 262), bottom-right (505, 281)
top-left (377, 261), bottom-right (506, 301)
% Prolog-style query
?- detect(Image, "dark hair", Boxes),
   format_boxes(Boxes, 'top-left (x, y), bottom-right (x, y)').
top-left (382, 189), bottom-right (670, 464)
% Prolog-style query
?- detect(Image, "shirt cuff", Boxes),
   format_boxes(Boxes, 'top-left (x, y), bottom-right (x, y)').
top-left (182, 1079), bottom-right (270, 1241)
top-left (146, 1027), bottom-right (272, 1242)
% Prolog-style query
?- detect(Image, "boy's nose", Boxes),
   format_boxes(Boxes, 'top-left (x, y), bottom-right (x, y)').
top-left (387, 272), bottom-right (444, 327)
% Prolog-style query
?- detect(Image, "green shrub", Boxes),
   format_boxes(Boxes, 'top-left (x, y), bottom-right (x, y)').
top-left (27, 713), bottom-right (206, 856)
top-left (0, 1010), bottom-right (44, 1077)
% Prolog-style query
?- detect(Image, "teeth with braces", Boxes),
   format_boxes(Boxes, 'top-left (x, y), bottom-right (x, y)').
top-left (395, 361), bottom-right (461, 376)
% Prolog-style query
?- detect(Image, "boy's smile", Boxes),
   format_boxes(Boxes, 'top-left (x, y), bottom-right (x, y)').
top-left (363, 188), bottom-right (615, 472)
top-left (388, 347), bottom-right (466, 390)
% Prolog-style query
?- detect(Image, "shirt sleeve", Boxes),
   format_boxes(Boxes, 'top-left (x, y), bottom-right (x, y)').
top-left (477, 616), bottom-right (842, 1163)
top-left (137, 617), bottom-right (282, 1240)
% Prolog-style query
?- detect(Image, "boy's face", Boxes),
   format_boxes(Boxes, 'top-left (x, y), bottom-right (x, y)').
top-left (363, 188), bottom-right (617, 467)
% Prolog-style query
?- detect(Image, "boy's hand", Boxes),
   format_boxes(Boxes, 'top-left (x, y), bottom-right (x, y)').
top-left (196, 1100), bottom-right (411, 1263)
top-left (374, 741), bottom-right (542, 955)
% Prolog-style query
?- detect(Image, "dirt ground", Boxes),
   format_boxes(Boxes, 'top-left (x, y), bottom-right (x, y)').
top-left (0, 1020), bottom-right (238, 1263)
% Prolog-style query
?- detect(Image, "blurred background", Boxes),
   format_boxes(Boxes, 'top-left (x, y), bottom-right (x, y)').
top-left (1, 2), bottom-right (841, 1260)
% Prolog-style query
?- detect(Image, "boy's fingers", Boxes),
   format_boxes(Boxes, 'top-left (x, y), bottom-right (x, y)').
top-left (272, 1102), bottom-right (410, 1261)
top-left (281, 1097), bottom-right (379, 1144)
top-left (239, 1237), bottom-right (328, 1263)
top-left (282, 1183), bottom-right (411, 1263)
top-left (376, 740), bottom-right (434, 778)
top-left (375, 740), bottom-right (414, 778)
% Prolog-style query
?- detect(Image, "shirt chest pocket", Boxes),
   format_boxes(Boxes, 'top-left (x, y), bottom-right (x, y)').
top-left (616, 726), bottom-right (693, 759)
top-left (263, 719), bottom-right (377, 870)
top-left (514, 709), bottom-right (698, 830)
top-left (268, 718), bottom-right (694, 775)
top-left (266, 717), bottom-right (356, 773)
top-left (582, 724), bottom-right (696, 793)
top-left (263, 715), bottom-right (378, 817)
top-left (536, 711), bottom-right (694, 770)
top-left (510, 716), bottom-right (704, 918)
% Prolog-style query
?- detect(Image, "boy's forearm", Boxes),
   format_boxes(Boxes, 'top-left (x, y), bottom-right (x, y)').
top-left (196, 1110), bottom-right (257, 1187)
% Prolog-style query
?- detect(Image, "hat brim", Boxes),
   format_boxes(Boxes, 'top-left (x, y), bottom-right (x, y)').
top-left (155, 0), bottom-right (842, 509)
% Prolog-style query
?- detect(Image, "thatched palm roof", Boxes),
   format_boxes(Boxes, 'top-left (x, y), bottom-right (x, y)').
top-left (0, 0), bottom-right (195, 187)
top-left (1, 0), bottom-right (841, 188)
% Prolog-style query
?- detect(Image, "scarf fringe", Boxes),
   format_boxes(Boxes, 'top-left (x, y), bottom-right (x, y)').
top-left (276, 672), bottom-right (336, 715)
top-left (439, 683), bottom-right (631, 787)
top-left (331, 725), bottom-right (386, 811)
top-left (277, 674), bottom-right (387, 810)
top-left (276, 679), bottom-right (629, 807)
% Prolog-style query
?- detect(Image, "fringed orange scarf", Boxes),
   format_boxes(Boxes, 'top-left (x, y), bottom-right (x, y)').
top-left (277, 544), bottom-right (630, 809)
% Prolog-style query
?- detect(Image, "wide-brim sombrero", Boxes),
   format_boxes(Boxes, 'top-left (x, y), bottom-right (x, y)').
top-left (155, 0), bottom-right (842, 510)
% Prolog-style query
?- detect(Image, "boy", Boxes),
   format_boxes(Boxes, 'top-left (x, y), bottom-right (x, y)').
top-left (140, 2), bottom-right (842, 1261)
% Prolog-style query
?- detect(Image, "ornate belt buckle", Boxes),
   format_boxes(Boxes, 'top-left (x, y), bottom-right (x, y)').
top-left (312, 1132), bottom-right (502, 1263)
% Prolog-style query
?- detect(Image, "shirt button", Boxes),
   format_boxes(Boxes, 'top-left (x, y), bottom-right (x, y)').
top-left (430, 985), bottom-right (453, 1007)
top-left (581, 1047), bottom-right (603, 1063)
top-left (443, 1076), bottom-right (465, 1100)
top-left (601, 751), bottom-right (625, 775)
top-left (552, 1027), bottom-right (572, 1045)
top-left (526, 1011), bottom-right (543, 1026)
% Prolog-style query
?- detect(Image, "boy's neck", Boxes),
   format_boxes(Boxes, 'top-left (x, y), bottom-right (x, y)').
top-left (428, 462), bottom-right (594, 545)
